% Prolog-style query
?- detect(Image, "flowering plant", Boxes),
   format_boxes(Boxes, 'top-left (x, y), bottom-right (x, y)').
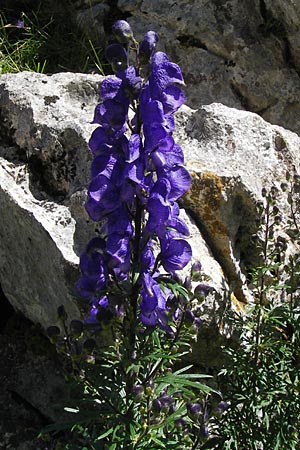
top-left (44, 21), bottom-right (225, 449)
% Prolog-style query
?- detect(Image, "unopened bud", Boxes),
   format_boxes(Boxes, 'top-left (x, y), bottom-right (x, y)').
top-left (160, 394), bottom-right (173, 412)
top-left (152, 398), bottom-right (162, 413)
top-left (139, 31), bottom-right (159, 64)
top-left (112, 20), bottom-right (133, 44)
top-left (194, 284), bottom-right (212, 299)
top-left (70, 320), bottom-right (83, 338)
top-left (184, 275), bottom-right (192, 290)
top-left (175, 417), bottom-right (187, 429)
top-left (183, 309), bottom-right (195, 326)
top-left (105, 43), bottom-right (128, 73)
top-left (132, 384), bottom-right (144, 400)
top-left (215, 401), bottom-right (229, 417)
top-left (46, 326), bottom-right (60, 343)
top-left (191, 261), bottom-right (202, 281)
top-left (187, 402), bottom-right (201, 418)
top-left (57, 305), bottom-right (67, 321)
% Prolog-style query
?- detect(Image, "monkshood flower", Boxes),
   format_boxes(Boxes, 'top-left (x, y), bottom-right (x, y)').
top-left (77, 20), bottom-right (192, 330)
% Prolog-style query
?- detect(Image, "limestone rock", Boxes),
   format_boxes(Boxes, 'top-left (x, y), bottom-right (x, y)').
top-left (175, 103), bottom-right (300, 302)
top-left (117, 0), bottom-right (300, 135)
top-left (0, 72), bottom-right (104, 328)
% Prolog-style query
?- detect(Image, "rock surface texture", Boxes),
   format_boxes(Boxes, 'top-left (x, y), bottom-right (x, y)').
top-left (63, 0), bottom-right (300, 135)
top-left (0, 72), bottom-right (105, 329)
top-left (116, 0), bottom-right (300, 135)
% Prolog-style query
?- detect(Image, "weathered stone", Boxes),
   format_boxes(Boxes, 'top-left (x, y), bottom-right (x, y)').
top-left (0, 157), bottom-right (80, 328)
top-left (0, 72), bottom-right (104, 328)
top-left (263, 0), bottom-right (300, 72)
top-left (175, 103), bottom-right (300, 303)
top-left (117, 0), bottom-right (300, 134)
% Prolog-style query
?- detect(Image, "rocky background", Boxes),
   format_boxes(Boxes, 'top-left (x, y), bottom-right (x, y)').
top-left (0, 0), bottom-right (300, 448)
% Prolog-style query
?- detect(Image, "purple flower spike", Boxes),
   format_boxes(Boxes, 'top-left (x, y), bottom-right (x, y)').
top-left (78, 21), bottom-right (193, 334)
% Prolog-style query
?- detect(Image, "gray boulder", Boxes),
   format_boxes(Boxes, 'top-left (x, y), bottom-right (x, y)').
top-left (176, 103), bottom-right (300, 303)
top-left (116, 0), bottom-right (300, 135)
top-left (0, 72), bottom-right (104, 328)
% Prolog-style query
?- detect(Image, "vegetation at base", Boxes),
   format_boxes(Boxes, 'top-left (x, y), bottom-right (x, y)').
top-left (215, 169), bottom-right (300, 449)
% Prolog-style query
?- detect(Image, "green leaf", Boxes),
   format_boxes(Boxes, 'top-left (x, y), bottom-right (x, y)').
top-left (95, 427), bottom-right (114, 441)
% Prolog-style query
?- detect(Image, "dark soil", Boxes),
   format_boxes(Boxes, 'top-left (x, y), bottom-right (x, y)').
top-left (0, 302), bottom-right (69, 450)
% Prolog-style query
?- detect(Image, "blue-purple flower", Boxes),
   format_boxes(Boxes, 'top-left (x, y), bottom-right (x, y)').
top-left (77, 20), bottom-right (192, 331)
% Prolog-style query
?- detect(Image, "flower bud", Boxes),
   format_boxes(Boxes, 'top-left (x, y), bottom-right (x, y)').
top-left (105, 43), bottom-right (128, 73)
top-left (194, 283), bottom-right (212, 300)
top-left (183, 275), bottom-right (192, 290)
top-left (132, 384), bottom-right (144, 400)
top-left (70, 320), bottom-right (83, 338)
top-left (169, 404), bottom-right (176, 414)
top-left (183, 309), bottom-right (195, 326)
top-left (187, 402), bottom-right (201, 418)
top-left (138, 31), bottom-right (159, 64)
top-left (16, 19), bottom-right (25, 29)
top-left (271, 186), bottom-right (278, 198)
top-left (191, 261), bottom-right (202, 281)
top-left (261, 187), bottom-right (267, 197)
top-left (214, 401), bottom-right (229, 417)
top-left (175, 417), bottom-right (187, 429)
top-left (152, 398), bottom-right (162, 413)
top-left (46, 326), bottom-right (60, 343)
top-left (112, 20), bottom-right (133, 44)
top-left (160, 394), bottom-right (173, 412)
top-left (57, 305), bottom-right (67, 321)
